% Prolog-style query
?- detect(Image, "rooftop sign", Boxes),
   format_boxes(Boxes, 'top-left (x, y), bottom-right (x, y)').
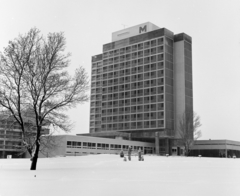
top-left (112, 22), bottom-right (159, 41)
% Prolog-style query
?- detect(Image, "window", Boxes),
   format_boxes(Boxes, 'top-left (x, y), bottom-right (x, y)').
top-left (158, 54), bottom-right (164, 61)
top-left (114, 50), bottom-right (119, 56)
top-left (137, 114), bottom-right (143, 120)
top-left (144, 121), bottom-right (149, 128)
top-left (97, 143), bottom-right (102, 149)
top-left (144, 96), bottom-right (150, 103)
top-left (131, 98), bottom-right (136, 105)
top-left (158, 46), bottom-right (163, 53)
top-left (158, 120), bottom-right (164, 127)
top-left (132, 45), bottom-right (137, 51)
top-left (144, 41), bottom-right (150, 48)
top-left (157, 38), bottom-right (163, 45)
top-left (150, 121), bottom-right (156, 128)
top-left (151, 40), bottom-right (157, 46)
top-left (138, 43), bottom-right (143, 50)
top-left (131, 106), bottom-right (136, 112)
top-left (120, 48), bottom-right (125, 54)
top-left (132, 52), bottom-right (137, 59)
top-left (145, 105), bottom-right (151, 112)
top-left (158, 112), bottom-right (164, 118)
top-left (83, 142), bottom-right (88, 148)
top-left (144, 49), bottom-right (150, 56)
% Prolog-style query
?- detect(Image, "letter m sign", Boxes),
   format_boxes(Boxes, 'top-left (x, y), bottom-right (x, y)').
top-left (139, 25), bottom-right (147, 34)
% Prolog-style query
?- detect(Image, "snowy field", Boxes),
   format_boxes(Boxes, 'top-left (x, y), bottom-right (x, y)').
top-left (0, 154), bottom-right (240, 196)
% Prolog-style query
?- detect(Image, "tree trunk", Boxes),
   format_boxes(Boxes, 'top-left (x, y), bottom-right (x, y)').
top-left (30, 140), bottom-right (40, 170)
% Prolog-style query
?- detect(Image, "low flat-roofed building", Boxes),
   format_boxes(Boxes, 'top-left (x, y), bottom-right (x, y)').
top-left (189, 140), bottom-right (240, 158)
top-left (33, 135), bottom-right (155, 158)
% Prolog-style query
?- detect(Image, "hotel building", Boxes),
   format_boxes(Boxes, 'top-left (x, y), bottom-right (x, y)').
top-left (89, 22), bottom-right (193, 155)
top-left (3, 23), bottom-right (240, 159)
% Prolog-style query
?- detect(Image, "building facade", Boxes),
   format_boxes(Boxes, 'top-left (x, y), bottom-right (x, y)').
top-left (0, 112), bottom-right (50, 158)
top-left (0, 118), bottom-right (23, 158)
top-left (33, 135), bottom-right (156, 158)
top-left (189, 140), bottom-right (240, 158)
top-left (89, 22), bottom-right (193, 155)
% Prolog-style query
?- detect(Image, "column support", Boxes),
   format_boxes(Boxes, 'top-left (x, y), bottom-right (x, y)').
top-left (155, 132), bottom-right (159, 155)
top-left (165, 138), bottom-right (169, 155)
top-left (128, 133), bottom-right (131, 141)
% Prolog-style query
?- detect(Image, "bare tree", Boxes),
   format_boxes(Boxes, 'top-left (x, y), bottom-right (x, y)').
top-left (0, 28), bottom-right (89, 170)
top-left (178, 110), bottom-right (202, 156)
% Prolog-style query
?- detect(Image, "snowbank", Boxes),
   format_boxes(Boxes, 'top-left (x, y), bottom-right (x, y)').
top-left (0, 154), bottom-right (239, 196)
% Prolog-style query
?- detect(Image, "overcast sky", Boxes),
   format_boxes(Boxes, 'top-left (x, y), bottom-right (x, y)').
top-left (0, 0), bottom-right (240, 140)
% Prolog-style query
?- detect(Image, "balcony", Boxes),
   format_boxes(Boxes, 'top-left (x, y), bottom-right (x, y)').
top-left (132, 47), bottom-right (137, 52)
top-left (132, 55), bottom-right (137, 59)
top-left (114, 51), bottom-right (119, 56)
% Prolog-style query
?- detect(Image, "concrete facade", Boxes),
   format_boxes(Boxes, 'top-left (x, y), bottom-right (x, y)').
top-left (0, 113), bottom-right (50, 159)
top-left (89, 22), bottom-right (192, 155)
top-left (190, 140), bottom-right (240, 158)
top-left (31, 135), bottom-right (155, 158)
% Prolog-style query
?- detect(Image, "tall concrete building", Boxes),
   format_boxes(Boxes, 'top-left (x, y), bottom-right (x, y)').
top-left (89, 22), bottom-right (193, 155)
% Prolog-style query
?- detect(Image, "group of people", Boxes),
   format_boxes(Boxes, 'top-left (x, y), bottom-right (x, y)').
top-left (120, 146), bottom-right (143, 161)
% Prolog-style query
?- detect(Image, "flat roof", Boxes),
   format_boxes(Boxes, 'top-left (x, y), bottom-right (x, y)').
top-left (52, 134), bottom-right (155, 146)
top-left (112, 22), bottom-right (159, 41)
top-left (191, 140), bottom-right (240, 151)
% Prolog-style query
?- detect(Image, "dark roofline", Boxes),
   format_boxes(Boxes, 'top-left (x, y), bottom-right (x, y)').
top-left (102, 27), bottom-right (175, 52)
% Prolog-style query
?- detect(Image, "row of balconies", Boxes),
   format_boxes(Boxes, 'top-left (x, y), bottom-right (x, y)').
top-left (101, 94), bottom-right (162, 103)
top-left (101, 104), bottom-right (164, 113)
top-left (91, 95), bottom-right (164, 105)
top-left (102, 46), bottom-right (164, 61)
top-left (93, 63), bottom-right (164, 78)
top-left (0, 135), bottom-right (22, 140)
top-left (90, 98), bottom-right (164, 114)
top-left (101, 67), bottom-right (145, 76)
top-left (100, 68), bottom-right (163, 79)
top-left (91, 69), bottom-right (102, 75)
top-left (90, 99), bottom-right (165, 111)
top-left (0, 146), bottom-right (22, 150)
top-left (92, 61), bottom-right (102, 69)
top-left (100, 83), bottom-right (164, 94)
top-left (97, 61), bottom-right (164, 74)
top-left (91, 75), bottom-right (164, 90)
top-left (92, 89), bottom-right (163, 101)
top-left (100, 74), bottom-right (164, 87)
top-left (101, 100), bottom-right (159, 108)
top-left (102, 38), bottom-right (164, 58)
top-left (100, 113), bottom-right (164, 122)
top-left (101, 99), bottom-right (163, 106)
top-left (100, 122), bottom-right (164, 130)
top-left (102, 108), bottom-right (158, 115)
top-left (102, 54), bottom-right (164, 66)
top-left (92, 95), bottom-right (160, 102)
top-left (90, 108), bottom-right (165, 116)
top-left (90, 118), bottom-right (165, 125)
top-left (98, 109), bottom-right (164, 116)
top-left (92, 69), bottom-right (164, 83)
top-left (101, 109), bottom-right (160, 116)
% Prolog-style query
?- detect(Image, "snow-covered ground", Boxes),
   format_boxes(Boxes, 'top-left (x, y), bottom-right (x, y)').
top-left (0, 154), bottom-right (240, 196)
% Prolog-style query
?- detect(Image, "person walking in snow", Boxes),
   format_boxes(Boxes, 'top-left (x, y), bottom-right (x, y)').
top-left (138, 148), bottom-right (142, 161)
top-left (120, 150), bottom-right (124, 158)
top-left (128, 146), bottom-right (132, 161)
